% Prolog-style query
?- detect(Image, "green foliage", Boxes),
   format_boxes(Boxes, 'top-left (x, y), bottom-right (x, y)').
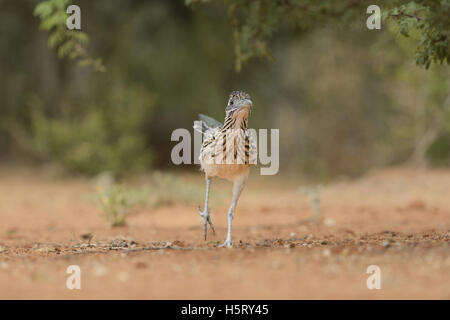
top-left (94, 171), bottom-right (220, 227)
top-left (187, 0), bottom-right (449, 72)
top-left (12, 84), bottom-right (154, 177)
top-left (1, 0), bottom-right (448, 180)
top-left (34, 0), bottom-right (105, 72)
top-left (427, 132), bottom-right (450, 166)
top-left (384, 1), bottom-right (450, 69)
top-left (96, 184), bottom-right (146, 227)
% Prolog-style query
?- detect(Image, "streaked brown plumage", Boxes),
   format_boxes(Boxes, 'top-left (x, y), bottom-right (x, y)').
top-left (194, 91), bottom-right (255, 247)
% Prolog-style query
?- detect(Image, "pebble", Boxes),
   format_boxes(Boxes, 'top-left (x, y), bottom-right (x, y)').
top-left (324, 218), bottom-right (336, 227)
top-left (382, 239), bottom-right (391, 248)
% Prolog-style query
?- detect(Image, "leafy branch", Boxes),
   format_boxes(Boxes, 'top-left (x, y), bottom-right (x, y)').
top-left (383, 1), bottom-right (449, 69)
top-left (34, 0), bottom-right (105, 72)
top-left (187, 0), bottom-right (449, 72)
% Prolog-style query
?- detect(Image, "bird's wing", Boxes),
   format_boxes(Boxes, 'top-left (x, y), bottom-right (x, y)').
top-left (199, 114), bottom-right (223, 129)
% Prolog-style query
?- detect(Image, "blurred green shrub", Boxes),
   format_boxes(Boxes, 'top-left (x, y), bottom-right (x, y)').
top-left (94, 171), bottom-right (220, 227)
top-left (11, 83), bottom-right (154, 177)
top-left (2, 0), bottom-right (448, 180)
top-left (34, 0), bottom-right (105, 72)
top-left (188, 0), bottom-right (449, 72)
top-left (427, 133), bottom-right (450, 166)
top-left (97, 184), bottom-right (133, 227)
top-left (96, 183), bottom-right (149, 227)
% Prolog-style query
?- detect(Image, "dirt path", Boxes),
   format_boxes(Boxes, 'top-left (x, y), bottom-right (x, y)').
top-left (0, 166), bottom-right (448, 299)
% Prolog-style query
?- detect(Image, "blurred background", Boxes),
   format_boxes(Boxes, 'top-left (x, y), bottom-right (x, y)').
top-left (0, 1), bottom-right (449, 300)
top-left (0, 0), bottom-right (449, 180)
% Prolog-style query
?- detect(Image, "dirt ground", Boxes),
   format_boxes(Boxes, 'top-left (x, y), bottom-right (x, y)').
top-left (0, 165), bottom-right (448, 299)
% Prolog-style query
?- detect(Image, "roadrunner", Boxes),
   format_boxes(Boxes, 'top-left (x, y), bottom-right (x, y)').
top-left (194, 91), bottom-right (255, 247)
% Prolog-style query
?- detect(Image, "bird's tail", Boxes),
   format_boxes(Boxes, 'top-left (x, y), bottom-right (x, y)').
top-left (193, 114), bottom-right (223, 134)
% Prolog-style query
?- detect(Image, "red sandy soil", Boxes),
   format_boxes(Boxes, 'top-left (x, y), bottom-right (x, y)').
top-left (0, 166), bottom-right (448, 299)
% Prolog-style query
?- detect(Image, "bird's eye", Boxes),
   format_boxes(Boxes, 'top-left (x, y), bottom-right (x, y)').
top-left (229, 100), bottom-right (233, 105)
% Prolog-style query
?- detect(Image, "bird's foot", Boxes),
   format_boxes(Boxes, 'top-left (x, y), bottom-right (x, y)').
top-left (197, 206), bottom-right (215, 240)
top-left (219, 239), bottom-right (232, 248)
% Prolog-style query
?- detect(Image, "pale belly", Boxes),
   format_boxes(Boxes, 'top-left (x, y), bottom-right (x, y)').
top-left (201, 161), bottom-right (250, 182)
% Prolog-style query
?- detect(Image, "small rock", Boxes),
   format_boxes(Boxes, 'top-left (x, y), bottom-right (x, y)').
top-left (284, 242), bottom-right (295, 249)
top-left (324, 218), bottom-right (336, 227)
top-left (81, 232), bottom-right (94, 241)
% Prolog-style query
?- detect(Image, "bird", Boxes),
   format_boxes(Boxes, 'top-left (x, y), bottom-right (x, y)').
top-left (194, 90), bottom-right (256, 247)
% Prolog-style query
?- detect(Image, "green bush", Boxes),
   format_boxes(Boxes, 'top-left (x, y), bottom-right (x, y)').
top-left (427, 133), bottom-right (450, 166)
top-left (14, 83), bottom-right (154, 177)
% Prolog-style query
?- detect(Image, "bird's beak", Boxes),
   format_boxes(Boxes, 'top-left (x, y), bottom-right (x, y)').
top-left (232, 99), bottom-right (252, 119)
top-left (227, 99), bottom-right (253, 112)
top-left (240, 99), bottom-right (253, 109)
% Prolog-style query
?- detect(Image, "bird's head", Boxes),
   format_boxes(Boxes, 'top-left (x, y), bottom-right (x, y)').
top-left (226, 90), bottom-right (252, 119)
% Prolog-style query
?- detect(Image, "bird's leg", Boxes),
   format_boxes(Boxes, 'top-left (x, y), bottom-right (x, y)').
top-left (198, 178), bottom-right (215, 240)
top-left (220, 175), bottom-right (247, 248)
